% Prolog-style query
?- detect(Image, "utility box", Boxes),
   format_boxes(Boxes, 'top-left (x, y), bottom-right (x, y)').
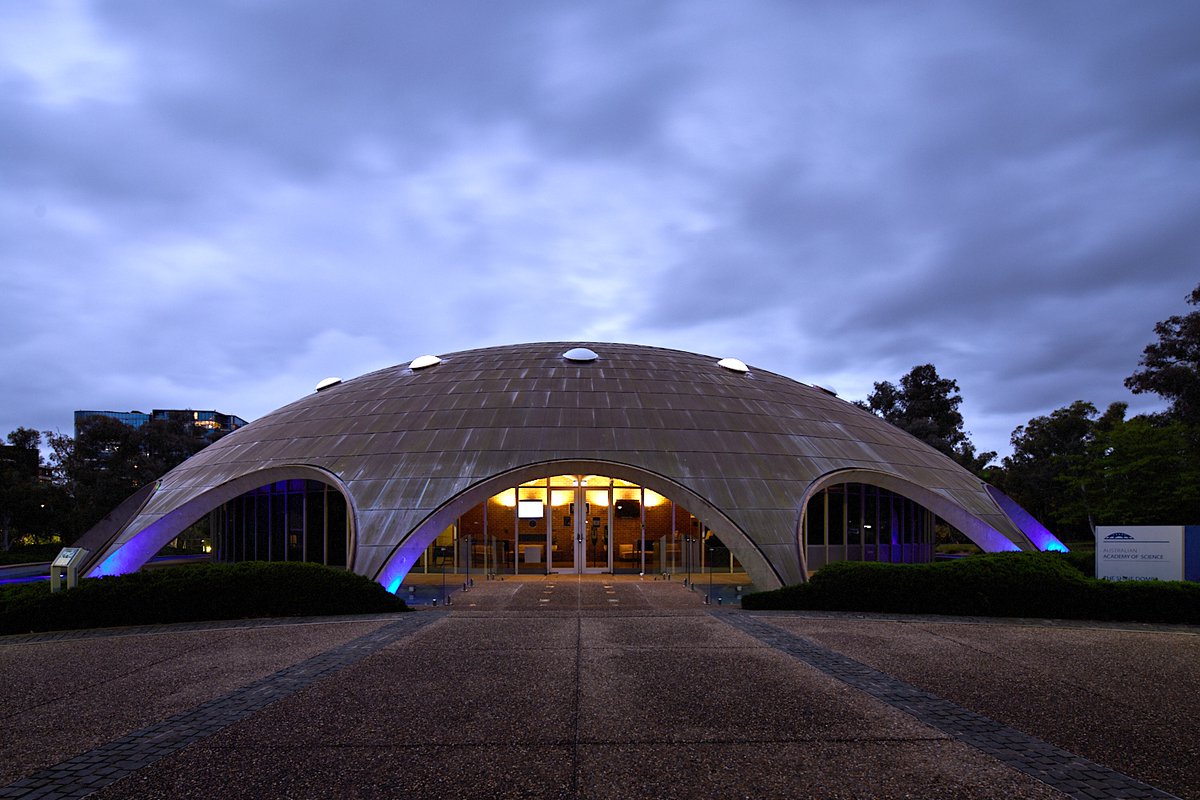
top-left (50, 547), bottom-right (90, 593)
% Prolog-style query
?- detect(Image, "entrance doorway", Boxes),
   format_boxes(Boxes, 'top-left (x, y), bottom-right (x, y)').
top-left (548, 480), bottom-right (615, 573)
top-left (414, 473), bottom-right (745, 578)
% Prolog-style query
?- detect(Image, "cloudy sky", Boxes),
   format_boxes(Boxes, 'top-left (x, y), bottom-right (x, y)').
top-left (3, 1), bottom-right (1197, 458)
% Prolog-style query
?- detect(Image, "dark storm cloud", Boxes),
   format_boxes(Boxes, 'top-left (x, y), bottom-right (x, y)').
top-left (1, 0), bottom-right (1197, 457)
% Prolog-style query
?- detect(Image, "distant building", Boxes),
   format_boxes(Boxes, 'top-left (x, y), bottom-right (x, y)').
top-left (74, 409), bottom-right (248, 441)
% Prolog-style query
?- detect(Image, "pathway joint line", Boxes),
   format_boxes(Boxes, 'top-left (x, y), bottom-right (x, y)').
top-left (714, 611), bottom-right (1180, 800)
top-left (0, 612), bottom-right (446, 800)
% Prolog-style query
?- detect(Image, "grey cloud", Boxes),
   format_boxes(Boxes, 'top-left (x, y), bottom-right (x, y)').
top-left (2, 1), bottom-right (1199, 459)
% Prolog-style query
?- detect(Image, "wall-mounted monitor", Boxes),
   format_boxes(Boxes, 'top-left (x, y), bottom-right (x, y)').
top-left (614, 499), bottom-right (641, 518)
top-left (518, 500), bottom-right (544, 519)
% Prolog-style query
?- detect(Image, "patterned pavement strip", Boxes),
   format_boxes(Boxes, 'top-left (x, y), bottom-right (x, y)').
top-left (716, 612), bottom-right (1180, 800)
top-left (0, 612), bottom-right (446, 800)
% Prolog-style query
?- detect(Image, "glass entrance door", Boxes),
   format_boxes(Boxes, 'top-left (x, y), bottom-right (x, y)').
top-left (547, 478), bottom-right (611, 573)
top-left (550, 486), bottom-right (575, 571)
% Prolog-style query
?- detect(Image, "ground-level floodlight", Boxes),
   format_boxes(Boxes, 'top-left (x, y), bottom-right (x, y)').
top-left (50, 547), bottom-right (89, 593)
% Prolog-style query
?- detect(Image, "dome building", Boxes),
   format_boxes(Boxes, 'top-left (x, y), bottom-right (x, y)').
top-left (80, 342), bottom-right (1065, 591)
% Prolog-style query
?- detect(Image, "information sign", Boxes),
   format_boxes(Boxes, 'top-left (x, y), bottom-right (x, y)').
top-left (1095, 526), bottom-right (1183, 582)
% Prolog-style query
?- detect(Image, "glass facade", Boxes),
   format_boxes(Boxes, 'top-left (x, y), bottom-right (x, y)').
top-left (805, 483), bottom-right (935, 571)
top-left (411, 474), bottom-right (746, 578)
top-left (74, 409), bottom-right (248, 440)
top-left (209, 479), bottom-right (348, 567)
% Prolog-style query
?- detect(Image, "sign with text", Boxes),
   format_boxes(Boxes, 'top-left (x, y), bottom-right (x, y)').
top-left (1096, 526), bottom-right (1183, 582)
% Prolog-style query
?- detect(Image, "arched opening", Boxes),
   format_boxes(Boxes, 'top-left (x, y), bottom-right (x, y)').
top-left (207, 479), bottom-right (351, 568)
top-left (797, 469), bottom-right (1028, 576)
top-left (373, 461), bottom-right (778, 593)
top-left (803, 482), bottom-right (937, 571)
top-left (88, 466), bottom-right (355, 578)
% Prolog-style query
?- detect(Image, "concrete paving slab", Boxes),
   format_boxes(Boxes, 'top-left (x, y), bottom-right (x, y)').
top-left (578, 643), bottom-right (938, 744)
top-left (581, 614), bottom-right (761, 649)
top-left (381, 614), bottom-right (577, 651)
top-left (576, 739), bottom-right (1063, 800)
top-left (97, 743), bottom-right (574, 800)
top-left (765, 615), bottom-right (1200, 800)
top-left (3, 582), bottom-right (1191, 800)
top-left (0, 620), bottom-right (388, 786)
top-left (209, 625), bottom-right (577, 748)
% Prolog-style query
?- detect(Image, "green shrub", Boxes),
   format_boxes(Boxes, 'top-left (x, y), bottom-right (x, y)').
top-left (0, 544), bottom-right (63, 565)
top-left (1052, 549), bottom-right (1096, 578)
top-left (741, 552), bottom-right (1199, 624)
top-left (0, 562), bottom-right (408, 635)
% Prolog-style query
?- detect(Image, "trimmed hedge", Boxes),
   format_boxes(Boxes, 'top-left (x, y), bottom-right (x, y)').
top-left (0, 561), bottom-right (408, 635)
top-left (0, 544), bottom-right (63, 565)
top-left (1056, 548), bottom-right (1096, 578)
top-left (741, 553), bottom-right (1200, 625)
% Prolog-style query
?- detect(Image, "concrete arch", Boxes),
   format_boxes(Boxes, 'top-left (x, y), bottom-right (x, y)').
top-left (796, 468), bottom-right (1031, 567)
top-left (373, 458), bottom-right (783, 593)
top-left (88, 465), bottom-right (356, 578)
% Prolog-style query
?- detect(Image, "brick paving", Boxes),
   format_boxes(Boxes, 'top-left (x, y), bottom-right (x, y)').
top-left (717, 612), bottom-right (1181, 800)
top-left (0, 613), bottom-right (444, 800)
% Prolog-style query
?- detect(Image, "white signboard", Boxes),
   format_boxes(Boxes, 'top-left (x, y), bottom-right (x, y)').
top-left (1096, 526), bottom-right (1184, 582)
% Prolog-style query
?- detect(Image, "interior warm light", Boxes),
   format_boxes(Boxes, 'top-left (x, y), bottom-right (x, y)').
top-left (549, 491), bottom-right (572, 506)
top-left (493, 489), bottom-right (516, 507)
top-left (615, 488), bottom-right (639, 502)
top-left (643, 489), bottom-right (666, 507)
top-left (585, 490), bottom-right (609, 507)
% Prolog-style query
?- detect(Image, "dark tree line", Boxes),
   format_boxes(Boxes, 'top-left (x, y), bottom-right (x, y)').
top-left (0, 416), bottom-right (215, 548)
top-left (863, 283), bottom-right (1200, 542)
top-left (996, 284), bottom-right (1200, 540)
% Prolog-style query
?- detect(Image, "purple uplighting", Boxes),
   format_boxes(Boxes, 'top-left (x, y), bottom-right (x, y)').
top-left (986, 485), bottom-right (1069, 553)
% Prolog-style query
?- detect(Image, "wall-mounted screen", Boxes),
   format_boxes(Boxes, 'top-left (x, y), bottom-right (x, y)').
top-left (518, 500), bottom-right (544, 519)
top-left (614, 499), bottom-right (641, 518)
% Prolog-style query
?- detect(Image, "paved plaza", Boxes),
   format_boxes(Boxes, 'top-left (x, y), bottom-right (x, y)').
top-left (1, 576), bottom-right (1197, 799)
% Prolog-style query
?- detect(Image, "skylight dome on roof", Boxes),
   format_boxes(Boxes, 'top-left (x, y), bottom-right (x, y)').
top-left (563, 347), bottom-right (598, 362)
top-left (315, 377), bottom-right (342, 392)
top-left (410, 355), bottom-right (442, 370)
top-left (717, 357), bottom-right (749, 373)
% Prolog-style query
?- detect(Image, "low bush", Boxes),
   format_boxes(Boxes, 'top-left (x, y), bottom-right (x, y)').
top-left (0, 544), bottom-right (63, 565)
top-left (1051, 549), bottom-right (1096, 578)
top-left (742, 552), bottom-right (1200, 624)
top-left (0, 561), bottom-right (409, 635)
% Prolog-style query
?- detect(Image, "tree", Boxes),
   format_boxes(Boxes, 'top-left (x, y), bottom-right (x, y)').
top-left (1000, 401), bottom-right (1106, 540)
top-left (1125, 283), bottom-right (1200, 424)
top-left (1000, 400), bottom-right (1200, 541)
top-left (0, 429), bottom-right (66, 549)
top-left (865, 364), bottom-right (995, 472)
top-left (1077, 413), bottom-right (1200, 526)
top-left (46, 415), bottom-right (211, 537)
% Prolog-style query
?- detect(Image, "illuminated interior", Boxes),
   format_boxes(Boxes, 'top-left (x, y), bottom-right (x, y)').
top-left (414, 474), bottom-right (744, 577)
